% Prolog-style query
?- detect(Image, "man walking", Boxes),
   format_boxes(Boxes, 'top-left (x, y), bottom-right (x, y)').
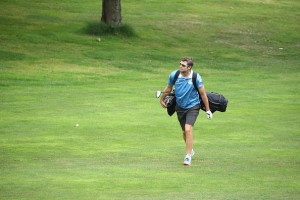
top-left (160, 57), bottom-right (212, 166)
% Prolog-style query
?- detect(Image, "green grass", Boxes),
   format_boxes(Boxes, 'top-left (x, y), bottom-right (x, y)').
top-left (0, 0), bottom-right (299, 199)
top-left (84, 22), bottom-right (137, 37)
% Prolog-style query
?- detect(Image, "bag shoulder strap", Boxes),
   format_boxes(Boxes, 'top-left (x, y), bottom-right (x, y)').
top-left (172, 70), bottom-right (180, 85)
top-left (192, 71), bottom-right (203, 102)
top-left (192, 71), bottom-right (198, 93)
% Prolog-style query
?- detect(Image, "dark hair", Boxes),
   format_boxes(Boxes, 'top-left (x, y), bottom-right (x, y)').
top-left (181, 57), bottom-right (194, 67)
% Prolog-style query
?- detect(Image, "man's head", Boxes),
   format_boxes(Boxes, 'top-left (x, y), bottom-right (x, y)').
top-left (179, 57), bottom-right (194, 73)
top-left (181, 57), bottom-right (194, 68)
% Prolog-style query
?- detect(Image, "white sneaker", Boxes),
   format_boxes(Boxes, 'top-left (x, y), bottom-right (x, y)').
top-left (191, 149), bottom-right (195, 157)
top-left (183, 155), bottom-right (192, 166)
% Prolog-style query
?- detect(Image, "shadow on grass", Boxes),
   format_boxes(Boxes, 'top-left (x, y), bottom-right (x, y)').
top-left (83, 21), bottom-right (137, 38)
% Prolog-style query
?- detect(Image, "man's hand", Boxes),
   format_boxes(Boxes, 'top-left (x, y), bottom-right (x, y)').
top-left (206, 110), bottom-right (213, 119)
top-left (160, 99), bottom-right (167, 108)
top-left (160, 85), bottom-right (173, 109)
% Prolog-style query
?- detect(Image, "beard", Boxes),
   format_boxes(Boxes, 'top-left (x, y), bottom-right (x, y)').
top-left (180, 68), bottom-right (189, 73)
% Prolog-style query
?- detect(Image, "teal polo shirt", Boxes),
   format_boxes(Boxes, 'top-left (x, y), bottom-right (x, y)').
top-left (168, 70), bottom-right (203, 109)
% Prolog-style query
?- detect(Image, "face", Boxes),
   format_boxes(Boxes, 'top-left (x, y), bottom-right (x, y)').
top-left (179, 61), bottom-right (189, 72)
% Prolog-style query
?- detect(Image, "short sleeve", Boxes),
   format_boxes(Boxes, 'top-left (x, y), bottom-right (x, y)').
top-left (196, 73), bottom-right (203, 88)
top-left (167, 70), bottom-right (178, 86)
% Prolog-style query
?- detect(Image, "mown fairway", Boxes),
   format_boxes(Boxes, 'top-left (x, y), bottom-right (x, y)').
top-left (0, 0), bottom-right (299, 199)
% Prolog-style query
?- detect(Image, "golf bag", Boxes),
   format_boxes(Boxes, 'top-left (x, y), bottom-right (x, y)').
top-left (165, 92), bottom-right (176, 116)
top-left (200, 92), bottom-right (228, 113)
top-left (167, 70), bottom-right (228, 115)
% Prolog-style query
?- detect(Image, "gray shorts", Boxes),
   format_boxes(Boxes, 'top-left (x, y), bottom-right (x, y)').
top-left (176, 104), bottom-right (200, 131)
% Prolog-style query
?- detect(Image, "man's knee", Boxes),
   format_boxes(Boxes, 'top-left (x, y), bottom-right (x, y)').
top-left (184, 124), bottom-right (193, 134)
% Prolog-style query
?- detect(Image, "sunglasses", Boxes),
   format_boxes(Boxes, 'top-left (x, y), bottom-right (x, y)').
top-left (179, 63), bottom-right (188, 67)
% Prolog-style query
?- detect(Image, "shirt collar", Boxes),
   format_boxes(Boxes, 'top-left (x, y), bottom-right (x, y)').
top-left (178, 70), bottom-right (193, 79)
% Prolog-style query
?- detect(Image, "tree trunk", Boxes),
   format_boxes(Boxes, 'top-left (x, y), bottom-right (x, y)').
top-left (101, 0), bottom-right (122, 26)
